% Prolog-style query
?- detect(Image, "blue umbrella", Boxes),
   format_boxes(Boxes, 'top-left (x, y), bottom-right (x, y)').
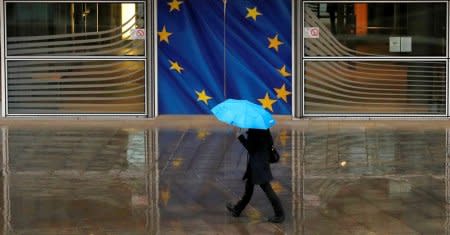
top-left (211, 99), bottom-right (276, 129)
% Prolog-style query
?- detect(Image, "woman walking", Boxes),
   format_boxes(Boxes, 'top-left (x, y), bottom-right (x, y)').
top-left (226, 128), bottom-right (284, 223)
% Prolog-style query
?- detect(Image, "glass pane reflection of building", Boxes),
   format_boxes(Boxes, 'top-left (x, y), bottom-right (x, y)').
top-left (302, 2), bottom-right (447, 116)
top-left (6, 2), bottom-right (145, 56)
top-left (304, 2), bottom-right (446, 56)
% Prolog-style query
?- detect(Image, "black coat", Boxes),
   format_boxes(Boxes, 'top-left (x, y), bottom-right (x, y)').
top-left (238, 129), bottom-right (274, 185)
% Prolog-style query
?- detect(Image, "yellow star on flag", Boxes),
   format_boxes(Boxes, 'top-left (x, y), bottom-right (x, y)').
top-left (169, 60), bottom-right (183, 73)
top-left (278, 65), bottom-right (291, 77)
top-left (158, 25), bottom-right (172, 43)
top-left (196, 89), bottom-right (212, 105)
top-left (274, 84), bottom-right (291, 102)
top-left (268, 34), bottom-right (283, 52)
top-left (246, 7), bottom-right (262, 21)
top-left (168, 0), bottom-right (183, 12)
top-left (258, 92), bottom-right (277, 112)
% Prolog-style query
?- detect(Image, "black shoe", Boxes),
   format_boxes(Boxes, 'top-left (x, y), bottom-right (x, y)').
top-left (226, 202), bottom-right (240, 217)
top-left (268, 215), bottom-right (285, 223)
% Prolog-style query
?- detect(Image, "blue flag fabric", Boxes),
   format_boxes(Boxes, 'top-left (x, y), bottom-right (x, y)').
top-left (158, 0), bottom-right (291, 114)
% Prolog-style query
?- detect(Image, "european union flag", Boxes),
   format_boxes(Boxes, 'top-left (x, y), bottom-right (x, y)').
top-left (158, 0), bottom-right (291, 114)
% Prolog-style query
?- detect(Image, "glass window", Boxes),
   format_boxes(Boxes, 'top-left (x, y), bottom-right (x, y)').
top-left (7, 60), bottom-right (145, 114)
top-left (4, 1), bottom-right (149, 116)
top-left (304, 61), bottom-right (446, 114)
top-left (304, 2), bottom-right (447, 56)
top-left (6, 2), bottom-right (145, 56)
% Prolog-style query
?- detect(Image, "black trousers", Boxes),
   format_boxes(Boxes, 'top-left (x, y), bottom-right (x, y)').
top-left (234, 179), bottom-right (284, 216)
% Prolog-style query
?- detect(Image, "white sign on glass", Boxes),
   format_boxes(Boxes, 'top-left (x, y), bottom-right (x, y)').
top-left (389, 36), bottom-right (412, 52)
top-left (400, 37), bottom-right (412, 52)
top-left (130, 28), bottom-right (146, 40)
top-left (389, 37), bottom-right (401, 52)
top-left (304, 27), bottom-right (320, 38)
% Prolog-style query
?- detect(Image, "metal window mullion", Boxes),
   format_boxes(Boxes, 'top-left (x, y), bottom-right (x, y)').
top-left (4, 61), bottom-right (7, 117)
top-left (446, 1), bottom-right (449, 58)
top-left (446, 60), bottom-right (449, 116)
top-left (292, 0), bottom-right (297, 119)
top-left (146, 0), bottom-right (155, 118)
top-left (152, 0), bottom-right (159, 118)
top-left (300, 0), bottom-right (303, 118)
top-left (144, 54), bottom-right (148, 116)
top-left (300, 0), bottom-right (305, 118)
top-left (1, 0), bottom-right (5, 117)
top-left (143, 0), bottom-right (147, 59)
top-left (446, 0), bottom-right (450, 118)
top-left (145, 0), bottom-right (149, 117)
top-left (302, 56), bottom-right (305, 118)
top-left (291, 0), bottom-right (301, 118)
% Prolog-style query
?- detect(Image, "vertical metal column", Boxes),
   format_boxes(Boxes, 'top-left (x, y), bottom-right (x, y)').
top-left (0, 0), bottom-right (5, 117)
top-left (148, 0), bottom-right (157, 118)
top-left (294, 0), bottom-right (303, 119)
top-left (447, 0), bottom-right (449, 117)
top-left (291, 0), bottom-right (296, 118)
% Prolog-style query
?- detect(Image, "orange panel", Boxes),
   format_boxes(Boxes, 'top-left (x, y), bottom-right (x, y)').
top-left (355, 3), bottom-right (368, 35)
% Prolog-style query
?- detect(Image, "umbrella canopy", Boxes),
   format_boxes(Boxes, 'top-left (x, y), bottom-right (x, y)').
top-left (211, 99), bottom-right (276, 129)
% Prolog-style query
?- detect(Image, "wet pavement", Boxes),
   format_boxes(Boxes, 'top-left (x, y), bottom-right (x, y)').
top-left (1, 117), bottom-right (450, 234)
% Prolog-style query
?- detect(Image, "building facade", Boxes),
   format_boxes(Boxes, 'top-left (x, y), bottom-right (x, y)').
top-left (0, 1), bottom-right (449, 118)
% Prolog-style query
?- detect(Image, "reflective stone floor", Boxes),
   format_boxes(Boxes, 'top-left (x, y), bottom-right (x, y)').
top-left (1, 117), bottom-right (450, 234)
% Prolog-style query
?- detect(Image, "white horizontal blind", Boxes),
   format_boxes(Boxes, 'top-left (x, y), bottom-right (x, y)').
top-left (7, 60), bottom-right (145, 114)
top-left (304, 61), bottom-right (446, 114)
